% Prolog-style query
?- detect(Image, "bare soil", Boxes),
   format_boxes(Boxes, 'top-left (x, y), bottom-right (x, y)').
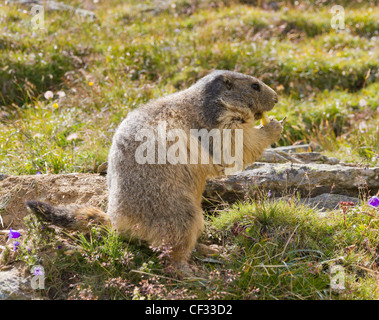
top-left (0, 174), bottom-right (108, 232)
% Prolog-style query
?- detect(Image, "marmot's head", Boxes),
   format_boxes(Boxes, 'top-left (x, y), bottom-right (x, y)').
top-left (194, 70), bottom-right (278, 128)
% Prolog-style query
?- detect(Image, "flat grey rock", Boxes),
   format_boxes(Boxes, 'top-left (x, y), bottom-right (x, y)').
top-left (299, 193), bottom-right (360, 211)
top-left (271, 144), bottom-right (318, 153)
top-left (0, 269), bottom-right (30, 300)
top-left (204, 162), bottom-right (379, 202)
top-left (258, 149), bottom-right (339, 165)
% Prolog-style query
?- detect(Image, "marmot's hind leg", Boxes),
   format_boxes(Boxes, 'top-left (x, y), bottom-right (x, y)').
top-left (109, 191), bottom-right (205, 274)
top-left (170, 210), bottom-right (204, 264)
top-left (144, 199), bottom-right (204, 273)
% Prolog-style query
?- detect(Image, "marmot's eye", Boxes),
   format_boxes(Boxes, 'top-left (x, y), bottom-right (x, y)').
top-left (251, 83), bottom-right (260, 91)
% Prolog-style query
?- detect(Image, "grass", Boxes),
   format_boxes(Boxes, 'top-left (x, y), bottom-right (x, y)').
top-left (0, 0), bottom-right (378, 300)
top-left (0, 0), bottom-right (378, 174)
top-left (9, 196), bottom-right (379, 300)
top-left (210, 199), bottom-right (379, 299)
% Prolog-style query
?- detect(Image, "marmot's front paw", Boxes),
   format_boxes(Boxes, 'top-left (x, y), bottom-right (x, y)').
top-left (262, 118), bottom-right (283, 143)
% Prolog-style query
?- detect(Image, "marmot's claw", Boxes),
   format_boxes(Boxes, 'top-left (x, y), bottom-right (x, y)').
top-left (279, 116), bottom-right (287, 125)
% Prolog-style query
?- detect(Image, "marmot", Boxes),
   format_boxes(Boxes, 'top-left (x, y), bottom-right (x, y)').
top-left (26, 70), bottom-right (283, 272)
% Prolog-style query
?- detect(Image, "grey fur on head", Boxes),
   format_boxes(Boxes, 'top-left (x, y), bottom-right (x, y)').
top-left (187, 70), bottom-right (279, 129)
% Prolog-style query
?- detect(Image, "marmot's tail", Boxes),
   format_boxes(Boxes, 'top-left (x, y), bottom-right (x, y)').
top-left (25, 200), bottom-right (111, 231)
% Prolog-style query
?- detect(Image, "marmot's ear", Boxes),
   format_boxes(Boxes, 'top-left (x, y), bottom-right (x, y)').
top-left (215, 74), bottom-right (233, 90)
top-left (224, 77), bottom-right (233, 90)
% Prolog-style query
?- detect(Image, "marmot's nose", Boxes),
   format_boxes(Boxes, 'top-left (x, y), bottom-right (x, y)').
top-left (273, 95), bottom-right (279, 104)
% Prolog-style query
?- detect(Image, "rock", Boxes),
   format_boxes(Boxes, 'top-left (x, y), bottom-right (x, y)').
top-left (291, 152), bottom-right (325, 163)
top-left (299, 193), bottom-right (361, 211)
top-left (272, 144), bottom-right (318, 153)
top-left (258, 148), bottom-right (339, 165)
top-left (324, 157), bottom-right (340, 165)
top-left (97, 162), bottom-right (108, 175)
top-left (0, 268), bottom-right (31, 300)
top-left (204, 162), bottom-right (379, 202)
top-left (9, 0), bottom-right (96, 20)
top-left (258, 149), bottom-right (299, 163)
top-left (291, 152), bottom-right (340, 165)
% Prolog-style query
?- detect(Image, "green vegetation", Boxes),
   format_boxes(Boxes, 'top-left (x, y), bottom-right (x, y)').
top-left (1, 0), bottom-right (378, 300)
top-left (15, 197), bottom-right (379, 299)
top-left (0, 0), bottom-right (378, 174)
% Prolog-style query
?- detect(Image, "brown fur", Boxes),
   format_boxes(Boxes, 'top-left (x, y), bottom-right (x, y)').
top-left (26, 200), bottom-right (110, 231)
top-left (26, 70), bottom-right (283, 272)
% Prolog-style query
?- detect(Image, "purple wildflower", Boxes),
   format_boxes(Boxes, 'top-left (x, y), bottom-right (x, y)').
top-left (33, 268), bottom-right (44, 276)
top-left (8, 228), bottom-right (21, 240)
top-left (368, 196), bottom-right (379, 208)
top-left (57, 245), bottom-right (62, 250)
top-left (14, 241), bottom-right (20, 251)
top-left (267, 190), bottom-right (272, 197)
top-left (36, 171), bottom-right (42, 175)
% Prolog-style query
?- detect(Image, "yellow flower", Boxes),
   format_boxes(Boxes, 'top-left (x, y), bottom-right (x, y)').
top-left (89, 81), bottom-right (94, 87)
top-left (53, 103), bottom-right (59, 109)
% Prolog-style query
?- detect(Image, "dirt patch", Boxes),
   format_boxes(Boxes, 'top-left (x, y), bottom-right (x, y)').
top-left (0, 174), bottom-right (108, 231)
